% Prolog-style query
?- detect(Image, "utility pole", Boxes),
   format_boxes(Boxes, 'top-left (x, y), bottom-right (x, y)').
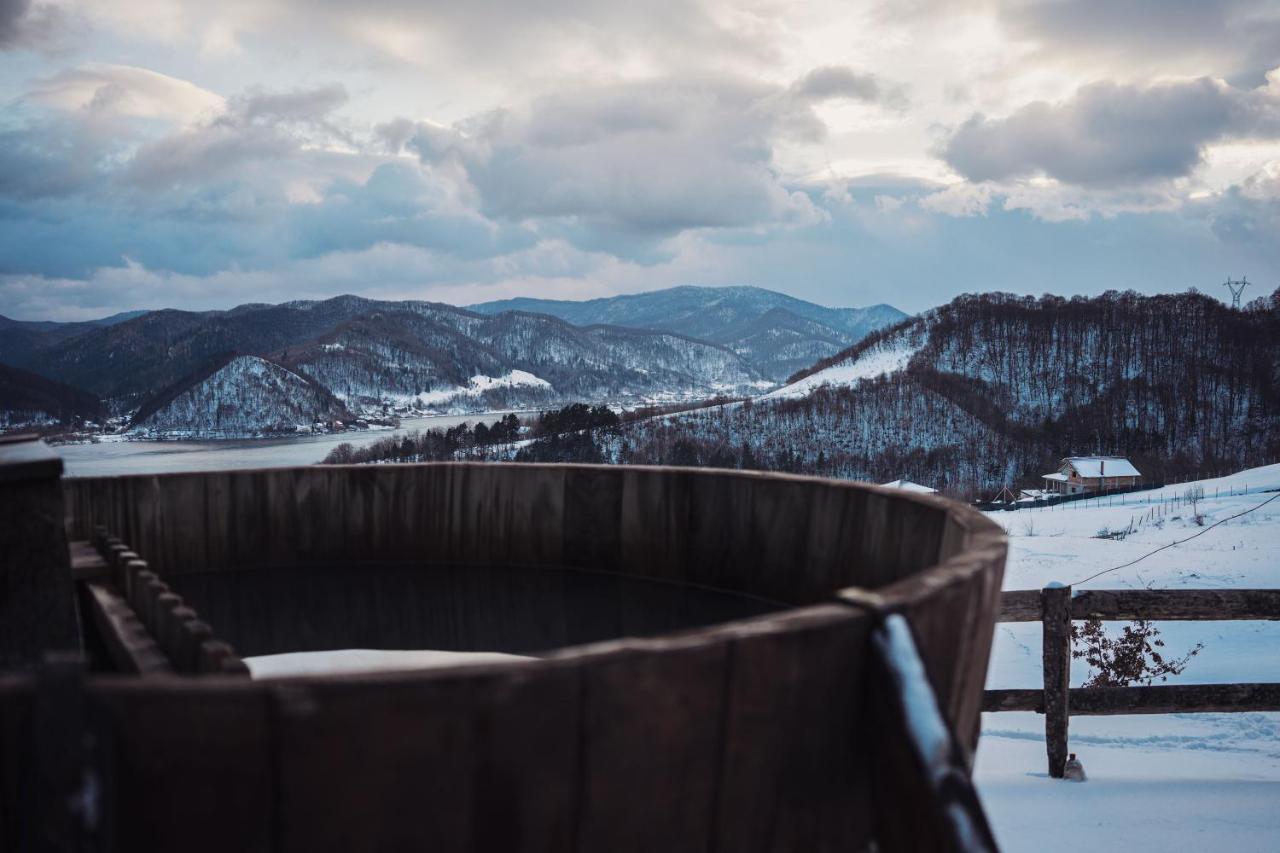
top-left (1223, 276), bottom-right (1250, 309)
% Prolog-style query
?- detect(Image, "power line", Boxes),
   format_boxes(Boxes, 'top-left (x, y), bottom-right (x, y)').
top-left (1070, 490), bottom-right (1280, 587)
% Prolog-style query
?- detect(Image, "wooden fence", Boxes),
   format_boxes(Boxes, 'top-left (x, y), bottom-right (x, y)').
top-left (983, 585), bottom-right (1280, 777)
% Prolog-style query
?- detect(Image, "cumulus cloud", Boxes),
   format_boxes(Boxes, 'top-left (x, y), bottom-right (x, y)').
top-left (124, 84), bottom-right (352, 190)
top-left (942, 76), bottom-right (1280, 187)
top-left (1207, 160), bottom-right (1280, 243)
top-left (919, 182), bottom-right (994, 217)
top-left (385, 75), bottom-right (857, 245)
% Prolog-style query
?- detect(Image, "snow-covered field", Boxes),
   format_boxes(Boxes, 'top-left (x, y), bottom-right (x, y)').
top-left (977, 464), bottom-right (1280, 851)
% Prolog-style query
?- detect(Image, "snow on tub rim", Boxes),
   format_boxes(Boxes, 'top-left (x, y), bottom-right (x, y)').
top-left (245, 648), bottom-right (536, 678)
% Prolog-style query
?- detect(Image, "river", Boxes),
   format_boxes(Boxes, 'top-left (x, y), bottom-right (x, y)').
top-left (55, 412), bottom-right (525, 477)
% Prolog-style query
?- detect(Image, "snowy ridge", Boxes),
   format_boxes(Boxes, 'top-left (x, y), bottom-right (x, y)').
top-left (765, 336), bottom-right (922, 399)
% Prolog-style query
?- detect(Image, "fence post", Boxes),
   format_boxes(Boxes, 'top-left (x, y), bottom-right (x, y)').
top-left (1041, 583), bottom-right (1072, 778)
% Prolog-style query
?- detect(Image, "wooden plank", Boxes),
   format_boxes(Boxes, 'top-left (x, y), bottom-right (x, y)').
top-left (1041, 585), bottom-right (1071, 779)
top-left (0, 676), bottom-right (35, 852)
top-left (69, 541), bottom-right (110, 581)
top-left (33, 654), bottom-right (89, 850)
top-left (1072, 683), bottom-right (1280, 714)
top-left (273, 663), bottom-right (579, 853)
top-left (1071, 588), bottom-right (1280, 621)
top-left (982, 688), bottom-right (1041, 713)
top-left (93, 680), bottom-right (273, 853)
top-left (984, 684), bottom-right (1280, 715)
top-left (0, 439), bottom-right (79, 668)
top-left (83, 582), bottom-right (172, 675)
top-left (997, 588), bottom-right (1280, 623)
top-left (566, 634), bottom-right (728, 853)
top-left (996, 589), bottom-right (1042, 622)
top-left (712, 606), bottom-right (874, 853)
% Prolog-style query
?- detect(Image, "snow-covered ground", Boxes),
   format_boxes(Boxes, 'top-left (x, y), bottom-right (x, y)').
top-left (408, 370), bottom-right (552, 407)
top-left (976, 463), bottom-right (1280, 851)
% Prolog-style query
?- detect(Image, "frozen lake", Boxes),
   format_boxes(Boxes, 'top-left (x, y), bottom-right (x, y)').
top-left (55, 411), bottom-right (526, 477)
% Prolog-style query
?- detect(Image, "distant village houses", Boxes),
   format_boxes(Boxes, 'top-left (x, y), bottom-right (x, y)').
top-left (1040, 456), bottom-right (1141, 495)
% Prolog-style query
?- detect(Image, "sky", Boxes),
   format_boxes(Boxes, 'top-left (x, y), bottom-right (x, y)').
top-left (0, 0), bottom-right (1278, 320)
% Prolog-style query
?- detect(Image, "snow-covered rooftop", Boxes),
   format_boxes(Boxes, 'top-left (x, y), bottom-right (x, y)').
top-left (881, 479), bottom-right (938, 493)
top-left (1041, 472), bottom-right (1068, 481)
top-left (1064, 456), bottom-right (1141, 478)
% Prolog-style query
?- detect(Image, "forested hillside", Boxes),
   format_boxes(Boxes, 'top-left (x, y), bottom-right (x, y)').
top-left (131, 355), bottom-right (352, 437)
top-left (519, 290), bottom-right (1280, 496)
top-left (471, 285), bottom-right (905, 379)
top-left (4, 295), bottom-right (763, 422)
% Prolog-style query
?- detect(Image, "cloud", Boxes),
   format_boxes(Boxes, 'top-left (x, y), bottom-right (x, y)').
top-left (387, 75), bottom-right (848, 247)
top-left (1002, 0), bottom-right (1280, 84)
top-left (942, 76), bottom-right (1280, 187)
top-left (224, 84), bottom-right (348, 126)
top-left (79, 0), bottom-right (782, 83)
top-left (791, 66), bottom-right (908, 109)
top-left (919, 182), bottom-right (994, 217)
top-left (123, 84), bottom-right (352, 190)
top-left (0, 0), bottom-right (64, 49)
top-left (27, 64), bottom-right (226, 123)
top-left (1207, 160), bottom-right (1280, 243)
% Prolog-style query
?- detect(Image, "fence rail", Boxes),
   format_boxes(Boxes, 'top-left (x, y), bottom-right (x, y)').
top-left (997, 587), bottom-right (1280, 622)
top-left (984, 585), bottom-right (1280, 778)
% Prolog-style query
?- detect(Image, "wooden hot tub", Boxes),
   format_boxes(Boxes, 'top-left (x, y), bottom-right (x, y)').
top-left (4, 458), bottom-right (1006, 852)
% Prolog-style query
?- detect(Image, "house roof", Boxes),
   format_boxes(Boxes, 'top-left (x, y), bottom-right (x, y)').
top-left (1041, 472), bottom-right (1068, 481)
top-left (1064, 456), bottom-right (1141, 478)
top-left (881, 479), bottom-right (938, 494)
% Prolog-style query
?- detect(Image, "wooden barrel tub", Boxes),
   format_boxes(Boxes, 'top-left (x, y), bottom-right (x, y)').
top-left (6, 462), bottom-right (1006, 852)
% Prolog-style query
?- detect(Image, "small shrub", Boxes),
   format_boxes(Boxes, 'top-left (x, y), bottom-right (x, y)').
top-left (1071, 618), bottom-right (1203, 687)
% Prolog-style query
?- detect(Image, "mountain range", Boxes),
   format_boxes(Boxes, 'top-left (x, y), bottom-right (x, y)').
top-left (0, 287), bottom-right (902, 437)
top-left (592, 289), bottom-right (1280, 495)
top-left (471, 286), bottom-right (905, 380)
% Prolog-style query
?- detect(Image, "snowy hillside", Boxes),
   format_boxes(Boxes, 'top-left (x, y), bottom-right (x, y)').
top-left (130, 355), bottom-right (350, 438)
top-left (9, 292), bottom-right (767, 415)
top-left (283, 304), bottom-right (763, 413)
top-left (606, 290), bottom-right (1279, 495)
top-left (470, 285), bottom-right (907, 380)
top-left (765, 336), bottom-right (923, 399)
top-left (977, 464), bottom-right (1280, 851)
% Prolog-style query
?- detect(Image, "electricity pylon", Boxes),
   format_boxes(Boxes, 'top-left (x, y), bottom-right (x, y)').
top-left (1222, 276), bottom-right (1249, 309)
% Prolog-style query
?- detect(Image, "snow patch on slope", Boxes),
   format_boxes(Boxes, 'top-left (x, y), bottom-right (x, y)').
top-left (765, 339), bottom-right (922, 399)
top-left (409, 370), bottom-right (553, 407)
